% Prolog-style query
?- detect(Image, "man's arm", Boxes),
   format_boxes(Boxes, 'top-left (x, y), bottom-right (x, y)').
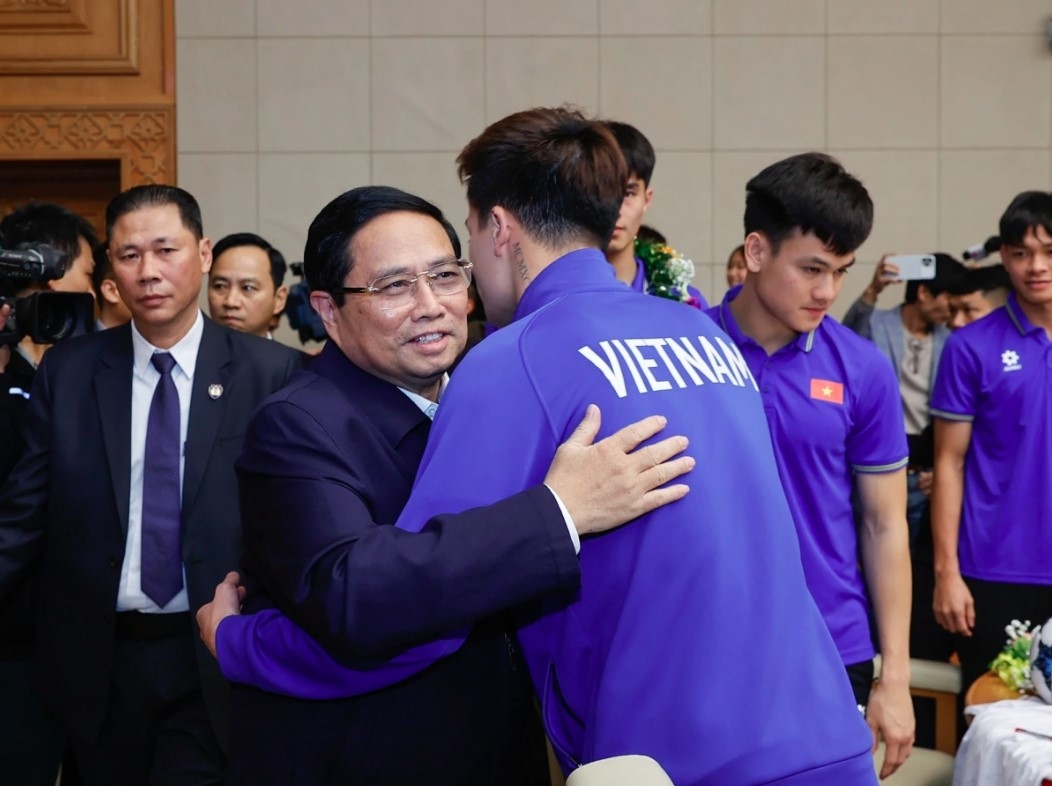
top-left (238, 400), bottom-right (693, 661)
top-left (856, 469), bottom-right (915, 779)
top-left (208, 404), bottom-right (692, 695)
top-left (0, 343), bottom-right (52, 600)
top-left (842, 255), bottom-right (901, 338)
top-left (198, 574), bottom-right (453, 698)
top-left (930, 418), bottom-right (974, 636)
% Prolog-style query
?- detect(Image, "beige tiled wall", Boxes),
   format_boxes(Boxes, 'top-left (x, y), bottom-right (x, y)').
top-left (175, 0), bottom-right (1052, 342)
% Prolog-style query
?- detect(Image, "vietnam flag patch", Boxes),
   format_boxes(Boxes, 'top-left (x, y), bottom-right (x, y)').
top-left (809, 378), bottom-right (844, 404)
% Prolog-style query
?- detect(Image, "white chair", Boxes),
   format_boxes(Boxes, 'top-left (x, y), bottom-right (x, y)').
top-left (565, 755), bottom-right (674, 786)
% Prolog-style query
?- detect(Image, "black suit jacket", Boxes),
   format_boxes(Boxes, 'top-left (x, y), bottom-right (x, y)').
top-left (0, 316), bottom-right (302, 746)
top-left (0, 349), bottom-right (39, 659)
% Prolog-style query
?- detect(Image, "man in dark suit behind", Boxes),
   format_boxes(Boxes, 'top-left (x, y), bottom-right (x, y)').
top-left (0, 184), bottom-right (303, 785)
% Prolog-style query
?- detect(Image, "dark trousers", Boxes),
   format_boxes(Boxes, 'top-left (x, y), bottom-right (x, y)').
top-left (72, 621), bottom-right (224, 786)
top-left (953, 577), bottom-right (1052, 703)
top-left (0, 660), bottom-right (64, 786)
top-left (908, 507), bottom-right (955, 748)
top-left (845, 659), bottom-right (875, 710)
top-left (227, 627), bottom-right (549, 786)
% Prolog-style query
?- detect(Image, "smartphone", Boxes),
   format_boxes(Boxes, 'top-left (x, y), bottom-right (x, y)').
top-left (887, 254), bottom-right (936, 281)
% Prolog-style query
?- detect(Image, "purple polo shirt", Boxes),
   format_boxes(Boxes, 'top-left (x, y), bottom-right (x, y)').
top-left (707, 287), bottom-right (908, 665)
top-left (629, 256), bottom-right (708, 309)
top-left (930, 292), bottom-right (1052, 585)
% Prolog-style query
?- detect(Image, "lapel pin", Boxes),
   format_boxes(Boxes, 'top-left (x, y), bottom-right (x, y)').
top-left (208, 384), bottom-right (223, 400)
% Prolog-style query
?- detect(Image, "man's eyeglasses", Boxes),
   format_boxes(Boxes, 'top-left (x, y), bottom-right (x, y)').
top-left (332, 259), bottom-right (473, 309)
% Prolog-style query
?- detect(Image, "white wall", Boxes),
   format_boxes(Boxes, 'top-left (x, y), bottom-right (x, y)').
top-left (175, 0), bottom-right (1052, 343)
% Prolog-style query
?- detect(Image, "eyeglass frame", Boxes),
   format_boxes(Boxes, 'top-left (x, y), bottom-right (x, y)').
top-left (330, 258), bottom-right (474, 300)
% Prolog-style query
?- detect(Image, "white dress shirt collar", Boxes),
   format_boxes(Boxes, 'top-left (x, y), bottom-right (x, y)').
top-left (398, 374), bottom-right (449, 420)
top-left (130, 311), bottom-right (204, 379)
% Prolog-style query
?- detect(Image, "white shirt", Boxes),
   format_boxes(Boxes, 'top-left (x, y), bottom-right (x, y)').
top-left (398, 375), bottom-right (580, 553)
top-left (117, 311), bottom-right (204, 613)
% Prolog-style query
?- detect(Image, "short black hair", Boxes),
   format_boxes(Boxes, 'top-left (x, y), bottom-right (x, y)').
top-left (457, 106), bottom-right (626, 250)
top-left (0, 202), bottom-right (98, 296)
top-left (105, 184), bottom-right (204, 241)
top-left (90, 240), bottom-right (113, 300)
top-left (744, 152), bottom-right (873, 255)
top-left (999, 191), bottom-right (1052, 247)
top-left (212, 232), bottom-right (288, 289)
top-left (947, 264), bottom-right (1011, 297)
top-left (904, 253), bottom-right (967, 302)
top-left (303, 185), bottom-right (461, 306)
top-left (636, 224), bottom-right (667, 245)
top-left (604, 121), bottom-right (656, 185)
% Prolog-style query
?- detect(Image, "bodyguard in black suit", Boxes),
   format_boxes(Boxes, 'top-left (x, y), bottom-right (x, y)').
top-left (0, 185), bottom-right (302, 786)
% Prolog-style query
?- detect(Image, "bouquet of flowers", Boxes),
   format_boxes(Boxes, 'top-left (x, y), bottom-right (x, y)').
top-left (990, 618), bottom-right (1039, 693)
top-left (634, 237), bottom-right (699, 306)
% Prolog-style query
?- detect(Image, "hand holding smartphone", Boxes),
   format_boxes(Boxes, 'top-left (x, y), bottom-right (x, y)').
top-left (886, 254), bottom-right (936, 281)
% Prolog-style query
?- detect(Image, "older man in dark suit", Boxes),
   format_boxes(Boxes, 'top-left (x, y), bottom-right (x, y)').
top-left (0, 185), bottom-right (304, 786)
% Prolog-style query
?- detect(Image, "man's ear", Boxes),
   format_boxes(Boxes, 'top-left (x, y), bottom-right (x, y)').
top-left (489, 206), bottom-right (514, 256)
top-left (100, 278), bottom-right (122, 306)
top-left (199, 237), bottom-right (213, 275)
top-left (309, 291), bottom-right (338, 330)
top-left (743, 232), bottom-right (766, 273)
top-left (643, 186), bottom-right (654, 212)
top-left (272, 285), bottom-right (289, 316)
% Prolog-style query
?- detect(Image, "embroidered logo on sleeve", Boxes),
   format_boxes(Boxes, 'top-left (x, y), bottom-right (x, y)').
top-left (6, 387), bottom-right (29, 400)
top-left (809, 378), bottom-right (844, 404)
top-left (1000, 349), bottom-right (1022, 372)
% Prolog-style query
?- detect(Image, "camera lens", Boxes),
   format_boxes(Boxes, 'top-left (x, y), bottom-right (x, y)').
top-left (37, 300), bottom-right (75, 340)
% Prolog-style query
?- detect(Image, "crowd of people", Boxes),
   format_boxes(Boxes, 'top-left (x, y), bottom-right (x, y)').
top-left (0, 107), bottom-right (1049, 786)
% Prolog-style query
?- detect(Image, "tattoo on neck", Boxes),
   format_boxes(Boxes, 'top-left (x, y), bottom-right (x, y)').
top-left (513, 242), bottom-right (531, 285)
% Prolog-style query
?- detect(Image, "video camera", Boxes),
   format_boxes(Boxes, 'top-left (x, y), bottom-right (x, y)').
top-left (0, 241), bottom-right (95, 346)
top-left (285, 261), bottom-right (327, 344)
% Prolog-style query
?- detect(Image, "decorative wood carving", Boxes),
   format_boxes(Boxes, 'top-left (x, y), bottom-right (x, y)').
top-left (0, 0), bottom-right (136, 75)
top-left (0, 108), bottom-right (172, 185)
top-left (0, 1), bottom-right (72, 9)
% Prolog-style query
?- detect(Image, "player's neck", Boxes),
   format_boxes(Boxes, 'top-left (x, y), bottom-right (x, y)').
top-left (1016, 294), bottom-right (1052, 338)
top-left (729, 286), bottom-right (798, 355)
top-left (606, 245), bottom-right (638, 285)
top-left (899, 302), bottom-right (930, 337)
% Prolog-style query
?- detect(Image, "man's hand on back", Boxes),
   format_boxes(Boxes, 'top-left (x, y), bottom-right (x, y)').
top-left (545, 404), bottom-right (694, 536)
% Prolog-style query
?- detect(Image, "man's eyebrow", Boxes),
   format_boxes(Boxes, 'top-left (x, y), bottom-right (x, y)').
top-left (372, 257), bottom-right (459, 278)
top-left (802, 256), bottom-right (855, 270)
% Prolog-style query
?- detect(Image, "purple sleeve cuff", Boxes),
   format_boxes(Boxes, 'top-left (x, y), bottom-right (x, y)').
top-left (216, 609), bottom-right (465, 699)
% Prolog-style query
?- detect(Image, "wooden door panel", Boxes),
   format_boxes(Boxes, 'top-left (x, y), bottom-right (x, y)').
top-left (0, 159), bottom-right (120, 240)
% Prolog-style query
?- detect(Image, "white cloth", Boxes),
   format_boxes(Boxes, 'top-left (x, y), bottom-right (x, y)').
top-left (117, 311), bottom-right (204, 613)
top-left (398, 374), bottom-right (580, 553)
top-left (955, 697), bottom-right (1052, 786)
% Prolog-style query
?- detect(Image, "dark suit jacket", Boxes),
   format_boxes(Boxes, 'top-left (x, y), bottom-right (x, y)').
top-left (230, 341), bottom-right (579, 783)
top-left (0, 316), bottom-right (302, 746)
top-left (0, 349), bottom-right (39, 659)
